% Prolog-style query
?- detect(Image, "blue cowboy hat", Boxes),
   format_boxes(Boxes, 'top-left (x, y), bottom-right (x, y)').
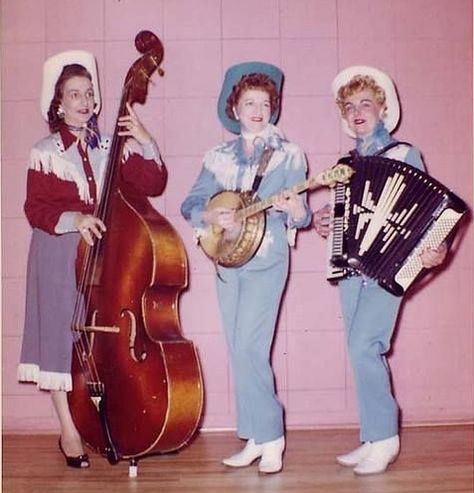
top-left (217, 61), bottom-right (284, 134)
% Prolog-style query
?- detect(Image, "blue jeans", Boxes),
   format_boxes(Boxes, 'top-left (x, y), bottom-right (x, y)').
top-left (339, 275), bottom-right (402, 442)
top-left (217, 259), bottom-right (288, 443)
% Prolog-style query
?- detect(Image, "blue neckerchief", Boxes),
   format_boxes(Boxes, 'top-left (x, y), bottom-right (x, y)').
top-left (235, 127), bottom-right (282, 168)
top-left (355, 120), bottom-right (392, 156)
top-left (85, 114), bottom-right (101, 149)
top-left (234, 138), bottom-right (256, 167)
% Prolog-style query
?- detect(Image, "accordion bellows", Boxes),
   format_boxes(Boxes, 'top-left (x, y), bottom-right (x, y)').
top-left (327, 155), bottom-right (468, 296)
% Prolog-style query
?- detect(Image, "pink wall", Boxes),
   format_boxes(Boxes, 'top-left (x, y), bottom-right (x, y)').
top-left (2, 0), bottom-right (472, 432)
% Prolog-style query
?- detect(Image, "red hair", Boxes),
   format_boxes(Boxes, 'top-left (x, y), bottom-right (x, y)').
top-left (225, 73), bottom-right (280, 121)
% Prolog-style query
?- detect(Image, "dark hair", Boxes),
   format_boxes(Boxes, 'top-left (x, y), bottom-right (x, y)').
top-left (225, 73), bottom-right (280, 121)
top-left (47, 63), bottom-right (92, 133)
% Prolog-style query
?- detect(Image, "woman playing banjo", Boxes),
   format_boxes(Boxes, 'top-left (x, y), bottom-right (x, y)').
top-left (181, 62), bottom-right (311, 473)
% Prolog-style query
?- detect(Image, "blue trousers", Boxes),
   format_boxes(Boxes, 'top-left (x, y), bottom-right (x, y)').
top-left (339, 275), bottom-right (402, 442)
top-left (216, 259), bottom-right (288, 444)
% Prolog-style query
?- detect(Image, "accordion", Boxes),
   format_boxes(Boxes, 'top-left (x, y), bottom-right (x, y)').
top-left (327, 154), bottom-right (468, 296)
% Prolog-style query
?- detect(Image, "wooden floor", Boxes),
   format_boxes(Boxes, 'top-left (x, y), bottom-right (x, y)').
top-left (3, 425), bottom-right (473, 493)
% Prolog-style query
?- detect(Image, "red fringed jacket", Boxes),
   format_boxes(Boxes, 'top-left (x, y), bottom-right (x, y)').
top-left (24, 125), bottom-right (167, 234)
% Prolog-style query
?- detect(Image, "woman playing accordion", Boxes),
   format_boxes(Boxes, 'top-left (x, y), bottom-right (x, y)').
top-left (313, 66), bottom-right (450, 476)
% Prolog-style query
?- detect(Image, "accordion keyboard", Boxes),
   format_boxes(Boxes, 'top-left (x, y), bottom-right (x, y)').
top-left (394, 208), bottom-right (464, 291)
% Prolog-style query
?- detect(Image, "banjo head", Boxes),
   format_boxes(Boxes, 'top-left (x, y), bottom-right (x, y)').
top-left (200, 191), bottom-right (266, 268)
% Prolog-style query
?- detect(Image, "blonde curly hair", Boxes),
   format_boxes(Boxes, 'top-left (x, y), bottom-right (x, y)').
top-left (336, 75), bottom-right (386, 116)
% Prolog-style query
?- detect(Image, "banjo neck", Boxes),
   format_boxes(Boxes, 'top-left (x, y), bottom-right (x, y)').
top-left (235, 180), bottom-right (312, 221)
top-left (235, 164), bottom-right (354, 221)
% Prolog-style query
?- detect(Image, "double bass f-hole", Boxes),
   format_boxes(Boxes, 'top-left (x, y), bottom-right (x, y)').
top-left (121, 309), bottom-right (147, 363)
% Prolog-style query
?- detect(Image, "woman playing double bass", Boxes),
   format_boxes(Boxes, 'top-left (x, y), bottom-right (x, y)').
top-left (17, 50), bottom-right (167, 468)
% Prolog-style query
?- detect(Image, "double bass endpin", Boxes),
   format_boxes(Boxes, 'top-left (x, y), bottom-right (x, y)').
top-left (129, 458), bottom-right (138, 478)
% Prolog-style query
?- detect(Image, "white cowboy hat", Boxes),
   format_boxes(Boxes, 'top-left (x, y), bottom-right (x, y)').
top-left (331, 65), bottom-right (400, 138)
top-left (40, 50), bottom-right (101, 121)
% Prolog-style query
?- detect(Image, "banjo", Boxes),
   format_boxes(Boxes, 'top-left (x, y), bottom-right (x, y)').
top-left (199, 163), bottom-right (354, 267)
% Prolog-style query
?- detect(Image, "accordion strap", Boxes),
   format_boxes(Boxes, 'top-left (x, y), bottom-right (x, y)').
top-left (374, 140), bottom-right (413, 157)
top-left (340, 141), bottom-right (414, 164)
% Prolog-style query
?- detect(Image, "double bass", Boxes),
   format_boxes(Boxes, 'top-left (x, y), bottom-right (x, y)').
top-left (68, 31), bottom-right (203, 475)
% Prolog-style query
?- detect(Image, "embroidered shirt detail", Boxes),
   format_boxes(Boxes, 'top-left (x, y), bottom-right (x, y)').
top-left (29, 148), bottom-right (94, 204)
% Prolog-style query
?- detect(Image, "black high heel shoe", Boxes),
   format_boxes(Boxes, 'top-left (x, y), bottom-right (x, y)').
top-left (58, 438), bottom-right (90, 468)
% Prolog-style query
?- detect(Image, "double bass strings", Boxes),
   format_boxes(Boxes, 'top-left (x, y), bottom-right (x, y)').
top-left (70, 83), bottom-right (133, 388)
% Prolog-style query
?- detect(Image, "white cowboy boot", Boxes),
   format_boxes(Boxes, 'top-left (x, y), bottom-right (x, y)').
top-left (353, 435), bottom-right (400, 475)
top-left (258, 436), bottom-right (285, 474)
top-left (336, 441), bottom-right (373, 467)
top-left (222, 439), bottom-right (263, 467)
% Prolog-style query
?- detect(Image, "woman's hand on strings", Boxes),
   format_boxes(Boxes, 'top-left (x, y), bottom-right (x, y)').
top-left (75, 213), bottom-right (107, 246)
top-left (117, 102), bottom-right (152, 145)
top-left (313, 204), bottom-right (332, 238)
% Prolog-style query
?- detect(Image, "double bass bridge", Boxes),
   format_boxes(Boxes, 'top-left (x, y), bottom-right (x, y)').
top-left (72, 311), bottom-right (120, 358)
top-left (73, 310), bottom-right (120, 334)
top-left (77, 325), bottom-right (121, 333)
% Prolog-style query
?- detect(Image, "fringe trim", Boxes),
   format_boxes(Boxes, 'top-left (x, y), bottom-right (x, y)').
top-left (287, 227), bottom-right (297, 247)
top-left (17, 363), bottom-right (72, 392)
top-left (29, 148), bottom-right (93, 205)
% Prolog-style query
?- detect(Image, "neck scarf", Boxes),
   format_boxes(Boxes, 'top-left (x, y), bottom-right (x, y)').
top-left (355, 120), bottom-right (392, 156)
top-left (84, 114), bottom-right (101, 149)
